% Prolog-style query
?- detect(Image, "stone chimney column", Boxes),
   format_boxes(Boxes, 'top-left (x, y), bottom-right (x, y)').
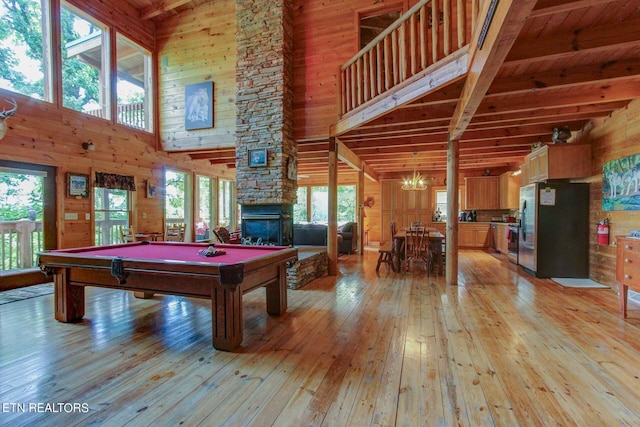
top-left (235, 0), bottom-right (296, 206)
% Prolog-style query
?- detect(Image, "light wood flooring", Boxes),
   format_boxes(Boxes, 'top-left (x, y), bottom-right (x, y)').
top-left (2, 249), bottom-right (640, 426)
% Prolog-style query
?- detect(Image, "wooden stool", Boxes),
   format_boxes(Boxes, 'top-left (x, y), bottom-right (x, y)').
top-left (376, 242), bottom-right (395, 272)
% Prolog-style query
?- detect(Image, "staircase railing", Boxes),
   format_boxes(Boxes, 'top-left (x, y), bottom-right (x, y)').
top-left (340, 0), bottom-right (480, 116)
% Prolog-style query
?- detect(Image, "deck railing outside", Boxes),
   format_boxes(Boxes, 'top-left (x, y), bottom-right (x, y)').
top-left (340, 0), bottom-right (480, 116)
top-left (85, 102), bottom-right (146, 131)
top-left (0, 220), bottom-right (44, 270)
top-left (0, 219), bottom-right (136, 272)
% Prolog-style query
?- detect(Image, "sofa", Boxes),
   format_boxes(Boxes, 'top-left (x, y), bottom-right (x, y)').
top-left (293, 222), bottom-right (358, 253)
top-left (338, 222), bottom-right (358, 254)
top-left (293, 223), bottom-right (328, 246)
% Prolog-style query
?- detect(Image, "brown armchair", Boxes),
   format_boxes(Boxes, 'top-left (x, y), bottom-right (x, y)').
top-left (213, 227), bottom-right (241, 244)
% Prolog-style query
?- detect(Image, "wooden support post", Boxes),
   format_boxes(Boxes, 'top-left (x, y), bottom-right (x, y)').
top-left (328, 137), bottom-right (339, 275)
top-left (358, 168), bottom-right (365, 256)
top-left (446, 134), bottom-right (459, 286)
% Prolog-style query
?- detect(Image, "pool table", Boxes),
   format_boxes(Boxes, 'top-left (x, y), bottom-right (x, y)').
top-left (38, 241), bottom-right (298, 351)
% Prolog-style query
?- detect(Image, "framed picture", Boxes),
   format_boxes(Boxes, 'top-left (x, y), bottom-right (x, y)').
top-left (146, 180), bottom-right (156, 198)
top-left (249, 148), bottom-right (267, 167)
top-left (602, 153), bottom-right (640, 211)
top-left (185, 81), bottom-right (214, 130)
top-left (67, 173), bottom-right (89, 198)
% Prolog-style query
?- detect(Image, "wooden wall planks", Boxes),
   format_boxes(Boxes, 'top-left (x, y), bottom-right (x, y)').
top-left (588, 97), bottom-right (640, 288)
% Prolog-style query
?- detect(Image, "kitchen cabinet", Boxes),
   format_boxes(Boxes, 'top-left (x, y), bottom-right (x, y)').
top-left (490, 224), bottom-right (498, 251)
top-left (616, 236), bottom-right (640, 318)
top-left (499, 172), bottom-right (520, 209)
top-left (525, 144), bottom-right (591, 183)
top-left (458, 223), bottom-right (490, 248)
top-left (465, 177), bottom-right (500, 210)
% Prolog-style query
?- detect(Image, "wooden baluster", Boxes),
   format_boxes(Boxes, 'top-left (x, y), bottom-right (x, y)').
top-left (432, 0), bottom-right (439, 63)
top-left (420, 4), bottom-right (428, 70)
top-left (457, 0), bottom-right (466, 48)
top-left (399, 22), bottom-right (407, 81)
top-left (392, 29), bottom-right (399, 85)
top-left (363, 52), bottom-right (370, 102)
top-left (443, 0), bottom-right (451, 56)
top-left (410, 13), bottom-right (417, 76)
top-left (376, 42), bottom-right (383, 95)
top-left (350, 63), bottom-right (357, 111)
top-left (384, 36), bottom-right (392, 90)
top-left (368, 48), bottom-right (376, 100)
top-left (356, 57), bottom-right (362, 107)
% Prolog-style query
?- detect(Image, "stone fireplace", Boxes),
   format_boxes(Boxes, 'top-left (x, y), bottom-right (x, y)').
top-left (235, 0), bottom-right (296, 246)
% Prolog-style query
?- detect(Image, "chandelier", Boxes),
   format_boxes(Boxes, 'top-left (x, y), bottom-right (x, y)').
top-left (401, 152), bottom-right (427, 191)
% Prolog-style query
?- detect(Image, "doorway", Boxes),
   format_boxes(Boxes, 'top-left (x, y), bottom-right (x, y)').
top-left (0, 160), bottom-right (57, 289)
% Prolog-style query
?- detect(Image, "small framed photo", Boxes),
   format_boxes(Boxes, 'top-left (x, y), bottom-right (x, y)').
top-left (249, 148), bottom-right (267, 167)
top-left (67, 173), bottom-right (89, 198)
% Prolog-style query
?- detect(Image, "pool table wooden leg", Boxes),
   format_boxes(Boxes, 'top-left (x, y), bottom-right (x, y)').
top-left (266, 264), bottom-right (287, 315)
top-left (211, 283), bottom-right (243, 351)
top-left (54, 268), bottom-right (85, 322)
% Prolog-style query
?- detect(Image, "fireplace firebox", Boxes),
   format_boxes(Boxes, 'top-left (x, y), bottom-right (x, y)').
top-left (240, 204), bottom-right (293, 246)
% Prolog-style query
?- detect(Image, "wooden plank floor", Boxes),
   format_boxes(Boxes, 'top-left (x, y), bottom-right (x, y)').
top-left (2, 249), bottom-right (640, 426)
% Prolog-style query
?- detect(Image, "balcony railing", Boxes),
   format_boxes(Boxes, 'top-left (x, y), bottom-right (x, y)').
top-left (85, 102), bottom-right (146, 131)
top-left (340, 0), bottom-right (480, 116)
top-left (0, 220), bottom-right (44, 270)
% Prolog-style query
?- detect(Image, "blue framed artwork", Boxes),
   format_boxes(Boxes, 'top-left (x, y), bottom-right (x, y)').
top-left (185, 81), bottom-right (213, 130)
top-left (602, 153), bottom-right (640, 211)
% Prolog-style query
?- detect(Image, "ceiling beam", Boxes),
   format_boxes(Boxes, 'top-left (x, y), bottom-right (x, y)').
top-left (140, 0), bottom-right (191, 20)
top-left (449, 0), bottom-right (538, 141)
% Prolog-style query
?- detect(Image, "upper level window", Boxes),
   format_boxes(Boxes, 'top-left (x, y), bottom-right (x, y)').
top-left (359, 9), bottom-right (401, 50)
top-left (0, 0), bottom-right (52, 101)
top-left (116, 34), bottom-right (152, 131)
top-left (61, 2), bottom-right (110, 118)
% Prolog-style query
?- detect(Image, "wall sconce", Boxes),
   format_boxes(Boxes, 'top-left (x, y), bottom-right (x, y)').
top-left (82, 141), bottom-right (95, 151)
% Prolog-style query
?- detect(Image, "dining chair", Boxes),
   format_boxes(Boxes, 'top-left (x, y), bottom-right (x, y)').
top-left (404, 226), bottom-right (430, 272)
top-left (119, 225), bottom-right (136, 243)
top-left (165, 223), bottom-right (185, 242)
top-left (376, 222), bottom-right (397, 272)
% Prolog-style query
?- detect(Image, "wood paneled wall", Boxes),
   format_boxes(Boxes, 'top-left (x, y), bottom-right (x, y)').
top-left (587, 97), bottom-right (640, 288)
top-left (292, 0), bottom-right (412, 141)
top-left (156, 0), bottom-right (237, 151)
top-left (0, 0), bottom-right (234, 250)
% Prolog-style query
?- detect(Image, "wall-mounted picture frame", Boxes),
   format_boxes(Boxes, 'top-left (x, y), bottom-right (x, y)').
top-left (146, 180), bottom-right (156, 198)
top-left (602, 152), bottom-right (640, 211)
top-left (249, 148), bottom-right (267, 167)
top-left (185, 81), bottom-right (214, 130)
top-left (67, 173), bottom-right (89, 198)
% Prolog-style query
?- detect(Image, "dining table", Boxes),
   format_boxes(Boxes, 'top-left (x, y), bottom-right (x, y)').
top-left (392, 228), bottom-right (445, 274)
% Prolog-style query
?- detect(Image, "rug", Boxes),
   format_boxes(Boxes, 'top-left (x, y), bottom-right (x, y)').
top-left (551, 278), bottom-right (610, 289)
top-left (0, 283), bottom-right (54, 305)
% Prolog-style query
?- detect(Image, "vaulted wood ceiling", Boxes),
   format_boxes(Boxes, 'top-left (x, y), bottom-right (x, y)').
top-left (129, 0), bottom-right (640, 180)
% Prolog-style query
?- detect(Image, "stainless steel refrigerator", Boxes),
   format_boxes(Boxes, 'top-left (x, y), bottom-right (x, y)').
top-left (518, 181), bottom-right (589, 278)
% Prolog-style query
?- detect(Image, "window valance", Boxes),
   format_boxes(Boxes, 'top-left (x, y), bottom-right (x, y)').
top-left (94, 172), bottom-right (136, 191)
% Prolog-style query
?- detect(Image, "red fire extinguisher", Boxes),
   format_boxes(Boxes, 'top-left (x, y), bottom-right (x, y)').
top-left (597, 218), bottom-right (609, 245)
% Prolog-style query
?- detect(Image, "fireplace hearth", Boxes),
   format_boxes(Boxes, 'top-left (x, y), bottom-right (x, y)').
top-left (240, 204), bottom-right (293, 246)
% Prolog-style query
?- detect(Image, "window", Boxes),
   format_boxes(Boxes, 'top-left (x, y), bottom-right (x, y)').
top-left (359, 8), bottom-right (401, 49)
top-left (61, 2), bottom-right (110, 118)
top-left (434, 188), bottom-right (461, 221)
top-left (293, 186), bottom-right (307, 223)
top-left (218, 179), bottom-right (235, 229)
top-left (0, 169), bottom-right (45, 270)
top-left (308, 185), bottom-right (356, 224)
top-left (116, 34), bottom-right (152, 131)
top-left (94, 187), bottom-right (129, 245)
top-left (0, 0), bottom-right (52, 101)
top-left (196, 175), bottom-right (215, 241)
top-left (1, 1), bottom-right (154, 128)
top-left (165, 170), bottom-right (186, 223)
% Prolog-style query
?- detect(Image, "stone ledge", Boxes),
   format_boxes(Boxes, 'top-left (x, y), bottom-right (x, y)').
top-left (287, 246), bottom-right (327, 290)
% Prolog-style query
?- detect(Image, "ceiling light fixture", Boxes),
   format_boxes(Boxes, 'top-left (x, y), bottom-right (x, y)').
top-left (402, 152), bottom-right (427, 191)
